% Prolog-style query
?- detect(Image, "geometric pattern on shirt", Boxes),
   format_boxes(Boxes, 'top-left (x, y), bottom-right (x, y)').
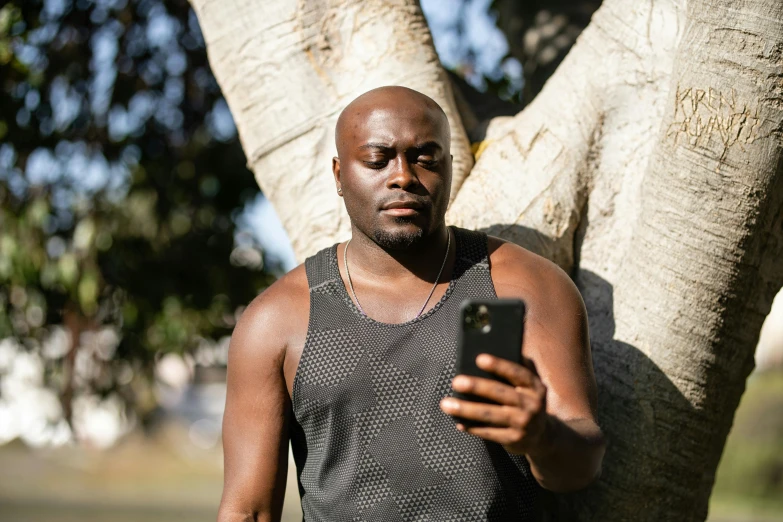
top-left (367, 415), bottom-right (445, 494)
top-left (292, 226), bottom-right (544, 521)
top-left (352, 354), bottom-right (419, 442)
top-left (297, 328), bottom-right (363, 387)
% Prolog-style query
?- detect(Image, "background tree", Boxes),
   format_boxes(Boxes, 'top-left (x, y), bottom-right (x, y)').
top-left (0, 0), bottom-right (273, 438)
top-left (189, 0), bottom-right (783, 520)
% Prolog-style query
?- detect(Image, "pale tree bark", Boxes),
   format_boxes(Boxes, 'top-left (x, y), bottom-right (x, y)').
top-left (191, 0), bottom-right (783, 520)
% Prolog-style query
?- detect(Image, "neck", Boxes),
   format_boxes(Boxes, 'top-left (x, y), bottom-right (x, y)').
top-left (346, 224), bottom-right (452, 283)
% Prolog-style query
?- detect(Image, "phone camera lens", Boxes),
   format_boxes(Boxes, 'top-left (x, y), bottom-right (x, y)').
top-left (476, 305), bottom-right (491, 332)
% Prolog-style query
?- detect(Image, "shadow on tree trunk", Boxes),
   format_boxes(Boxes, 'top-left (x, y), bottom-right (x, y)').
top-left (482, 223), bottom-right (698, 520)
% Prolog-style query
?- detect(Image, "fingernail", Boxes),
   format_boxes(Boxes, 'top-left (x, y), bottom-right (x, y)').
top-left (452, 376), bottom-right (470, 390)
top-left (441, 398), bottom-right (458, 412)
top-left (476, 354), bottom-right (492, 366)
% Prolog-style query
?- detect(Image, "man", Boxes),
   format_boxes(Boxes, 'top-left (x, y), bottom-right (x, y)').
top-left (219, 86), bottom-right (605, 522)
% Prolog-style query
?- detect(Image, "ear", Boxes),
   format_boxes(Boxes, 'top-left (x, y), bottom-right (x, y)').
top-left (332, 156), bottom-right (343, 196)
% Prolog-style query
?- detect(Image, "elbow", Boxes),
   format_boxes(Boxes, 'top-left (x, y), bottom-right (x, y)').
top-left (566, 457), bottom-right (605, 492)
top-left (538, 429), bottom-right (607, 493)
top-left (217, 501), bottom-right (261, 522)
top-left (569, 429), bottom-right (607, 492)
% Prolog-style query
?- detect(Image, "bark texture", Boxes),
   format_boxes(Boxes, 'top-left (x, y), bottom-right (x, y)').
top-left (191, 0), bottom-right (783, 519)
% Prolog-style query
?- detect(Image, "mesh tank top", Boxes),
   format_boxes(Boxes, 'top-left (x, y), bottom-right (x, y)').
top-left (291, 226), bottom-right (543, 521)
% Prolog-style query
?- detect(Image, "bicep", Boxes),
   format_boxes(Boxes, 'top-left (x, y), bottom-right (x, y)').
top-left (219, 298), bottom-right (290, 522)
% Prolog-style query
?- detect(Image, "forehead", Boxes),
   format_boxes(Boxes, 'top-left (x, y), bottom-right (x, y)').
top-left (343, 104), bottom-right (449, 148)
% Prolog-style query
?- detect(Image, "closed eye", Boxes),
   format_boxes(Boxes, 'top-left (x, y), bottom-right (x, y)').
top-left (364, 160), bottom-right (388, 169)
top-left (413, 154), bottom-right (439, 170)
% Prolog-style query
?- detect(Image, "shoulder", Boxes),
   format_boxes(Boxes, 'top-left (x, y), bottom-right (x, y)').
top-left (486, 235), bottom-right (588, 334)
top-left (487, 235), bottom-right (580, 303)
top-left (229, 263), bottom-right (310, 366)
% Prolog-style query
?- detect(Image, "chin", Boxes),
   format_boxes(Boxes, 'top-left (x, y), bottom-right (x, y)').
top-left (372, 218), bottom-right (427, 250)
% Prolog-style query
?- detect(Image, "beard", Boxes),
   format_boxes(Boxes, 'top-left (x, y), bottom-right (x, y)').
top-left (372, 216), bottom-right (426, 250)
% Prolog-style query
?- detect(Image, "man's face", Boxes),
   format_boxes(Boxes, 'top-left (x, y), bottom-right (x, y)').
top-left (334, 96), bottom-right (452, 250)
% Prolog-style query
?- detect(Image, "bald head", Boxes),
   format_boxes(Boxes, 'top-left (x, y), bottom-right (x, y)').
top-left (335, 86), bottom-right (450, 158)
top-left (331, 86), bottom-right (453, 250)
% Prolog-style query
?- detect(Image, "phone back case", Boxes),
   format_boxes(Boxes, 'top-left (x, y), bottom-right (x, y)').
top-left (453, 299), bottom-right (525, 405)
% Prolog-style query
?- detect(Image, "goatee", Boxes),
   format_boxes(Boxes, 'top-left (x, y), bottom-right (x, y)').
top-left (373, 219), bottom-right (425, 250)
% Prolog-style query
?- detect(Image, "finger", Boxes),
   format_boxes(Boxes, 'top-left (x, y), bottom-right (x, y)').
top-left (519, 357), bottom-right (547, 396)
top-left (521, 355), bottom-right (539, 376)
top-left (440, 398), bottom-right (528, 427)
top-left (476, 354), bottom-right (540, 390)
top-left (463, 425), bottom-right (527, 447)
top-left (451, 375), bottom-right (523, 406)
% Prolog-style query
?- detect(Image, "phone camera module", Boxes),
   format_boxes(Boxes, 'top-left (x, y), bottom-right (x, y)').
top-left (476, 305), bottom-right (491, 333)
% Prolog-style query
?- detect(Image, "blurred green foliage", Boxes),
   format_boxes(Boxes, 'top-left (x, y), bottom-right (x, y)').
top-left (428, 0), bottom-right (601, 137)
top-left (0, 0), bottom-right (273, 420)
top-left (711, 371), bottom-right (783, 512)
top-left (489, 0), bottom-right (600, 104)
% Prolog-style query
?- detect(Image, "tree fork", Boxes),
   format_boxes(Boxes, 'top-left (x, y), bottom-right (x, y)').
top-left (189, 0), bottom-right (473, 259)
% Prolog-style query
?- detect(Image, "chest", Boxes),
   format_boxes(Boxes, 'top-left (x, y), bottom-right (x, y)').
top-left (291, 314), bottom-right (461, 428)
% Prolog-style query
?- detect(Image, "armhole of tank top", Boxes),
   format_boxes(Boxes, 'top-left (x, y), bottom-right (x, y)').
top-left (483, 231), bottom-right (501, 300)
top-left (290, 248), bottom-right (332, 414)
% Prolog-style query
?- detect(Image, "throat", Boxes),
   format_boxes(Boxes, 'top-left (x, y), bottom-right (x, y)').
top-left (338, 229), bottom-right (456, 324)
top-left (345, 277), bottom-right (453, 324)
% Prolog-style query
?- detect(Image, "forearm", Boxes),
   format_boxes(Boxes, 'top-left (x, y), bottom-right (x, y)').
top-left (525, 416), bottom-right (606, 492)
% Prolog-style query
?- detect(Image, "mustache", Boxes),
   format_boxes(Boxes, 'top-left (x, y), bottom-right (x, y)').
top-left (379, 195), bottom-right (431, 208)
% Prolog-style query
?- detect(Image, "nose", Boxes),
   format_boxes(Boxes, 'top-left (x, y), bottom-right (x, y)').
top-left (385, 155), bottom-right (420, 191)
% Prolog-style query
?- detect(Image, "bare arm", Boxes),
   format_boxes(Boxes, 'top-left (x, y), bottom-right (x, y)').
top-left (505, 240), bottom-right (604, 491)
top-left (440, 238), bottom-right (606, 492)
top-left (218, 282), bottom-right (296, 522)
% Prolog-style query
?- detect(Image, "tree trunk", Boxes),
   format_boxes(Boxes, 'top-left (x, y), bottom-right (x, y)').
top-left (190, 0), bottom-right (783, 520)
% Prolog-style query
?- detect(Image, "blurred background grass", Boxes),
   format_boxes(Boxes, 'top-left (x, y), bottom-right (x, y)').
top-left (708, 371), bottom-right (783, 521)
top-left (0, 370), bottom-right (781, 521)
top-left (0, 428), bottom-right (302, 522)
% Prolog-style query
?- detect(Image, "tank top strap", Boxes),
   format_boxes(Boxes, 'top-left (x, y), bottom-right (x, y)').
top-left (304, 243), bottom-right (340, 292)
top-left (451, 226), bottom-right (498, 301)
top-left (453, 226), bottom-right (491, 268)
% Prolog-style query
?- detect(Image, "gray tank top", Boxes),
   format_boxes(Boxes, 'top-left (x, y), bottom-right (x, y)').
top-left (291, 226), bottom-right (542, 521)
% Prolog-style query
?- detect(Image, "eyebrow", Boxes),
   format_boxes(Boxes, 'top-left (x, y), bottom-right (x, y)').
top-left (413, 141), bottom-right (443, 152)
top-left (357, 142), bottom-right (391, 151)
top-left (357, 141), bottom-right (443, 151)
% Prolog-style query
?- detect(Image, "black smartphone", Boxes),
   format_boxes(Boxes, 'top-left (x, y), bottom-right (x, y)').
top-left (453, 299), bottom-right (525, 425)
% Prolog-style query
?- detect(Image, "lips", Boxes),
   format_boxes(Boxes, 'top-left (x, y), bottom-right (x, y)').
top-left (382, 200), bottom-right (425, 210)
top-left (380, 199), bottom-right (427, 217)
